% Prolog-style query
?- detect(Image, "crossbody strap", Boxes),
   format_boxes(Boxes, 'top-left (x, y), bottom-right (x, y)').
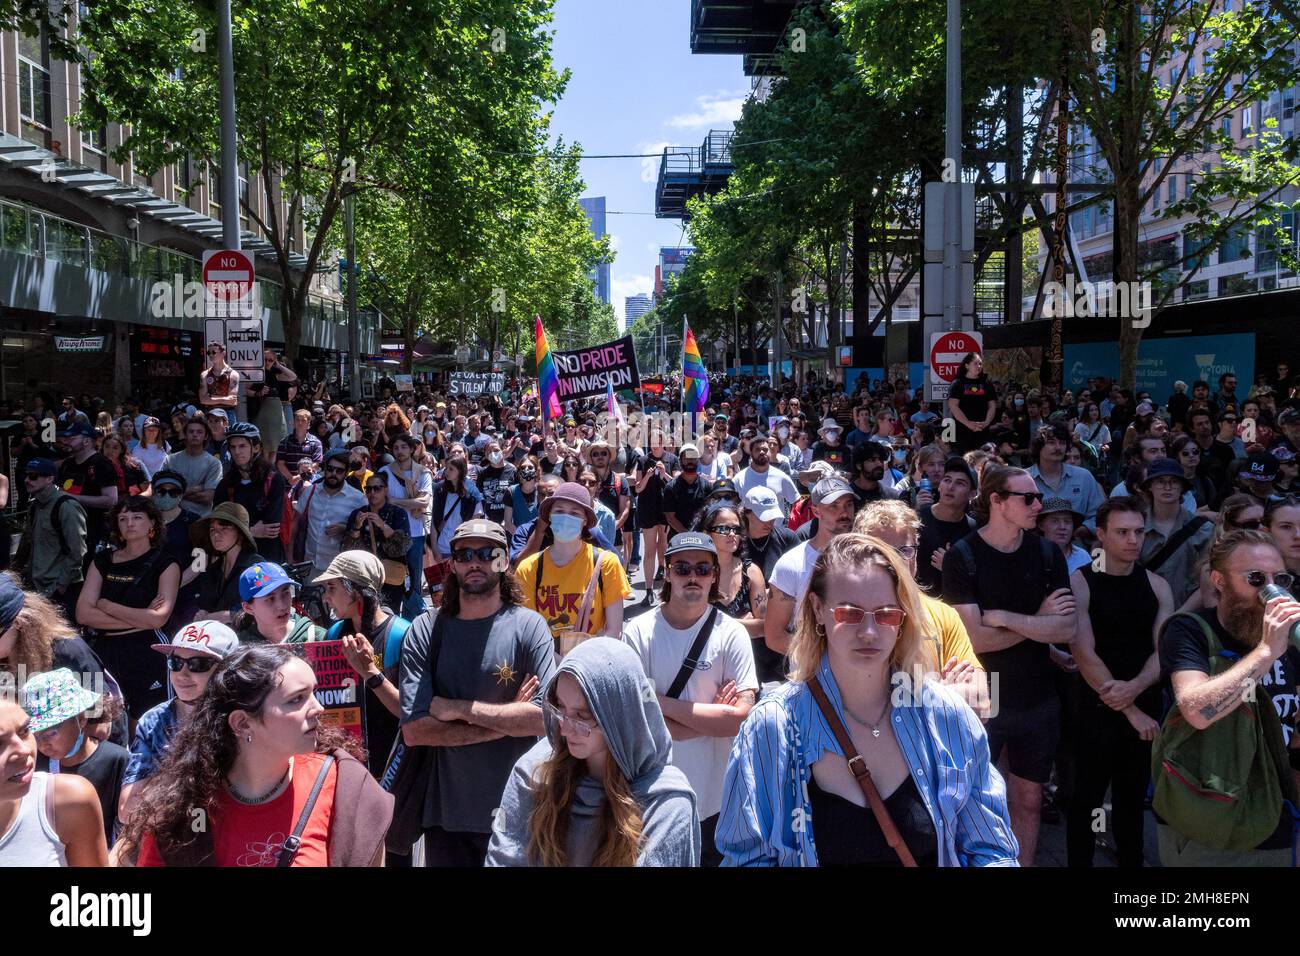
top-left (276, 753), bottom-right (336, 867)
top-left (806, 675), bottom-right (917, 867)
top-left (666, 606), bottom-right (720, 700)
top-left (1144, 516), bottom-right (1209, 573)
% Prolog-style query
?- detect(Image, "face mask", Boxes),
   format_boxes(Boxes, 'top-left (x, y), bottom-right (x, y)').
top-left (489, 452), bottom-right (504, 467)
top-left (778, 427), bottom-right (789, 440)
top-left (154, 493), bottom-right (180, 510)
top-left (63, 726), bottom-right (86, 761)
top-left (1014, 399), bottom-right (1025, 407)
top-left (550, 512), bottom-right (583, 543)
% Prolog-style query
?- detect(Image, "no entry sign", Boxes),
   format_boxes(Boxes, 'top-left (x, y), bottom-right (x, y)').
top-left (203, 249), bottom-right (255, 318)
top-left (928, 330), bottom-right (982, 401)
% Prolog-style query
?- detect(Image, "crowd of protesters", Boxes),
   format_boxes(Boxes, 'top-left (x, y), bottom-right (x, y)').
top-left (1, 346), bottom-right (1299, 868)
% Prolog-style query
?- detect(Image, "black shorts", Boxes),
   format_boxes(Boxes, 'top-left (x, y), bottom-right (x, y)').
top-left (636, 509), bottom-right (665, 531)
top-left (985, 695), bottom-right (1060, 785)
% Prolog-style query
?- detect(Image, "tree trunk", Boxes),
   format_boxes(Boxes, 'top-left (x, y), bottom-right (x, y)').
top-left (402, 313), bottom-right (416, 375)
top-left (1113, 4), bottom-right (1144, 391)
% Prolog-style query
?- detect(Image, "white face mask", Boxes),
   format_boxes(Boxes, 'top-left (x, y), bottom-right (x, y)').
top-left (489, 451), bottom-right (504, 467)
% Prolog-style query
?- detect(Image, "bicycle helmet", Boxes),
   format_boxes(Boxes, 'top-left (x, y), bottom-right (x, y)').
top-left (226, 421), bottom-right (262, 443)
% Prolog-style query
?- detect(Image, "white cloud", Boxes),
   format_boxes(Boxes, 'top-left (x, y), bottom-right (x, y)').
top-left (665, 90), bottom-right (747, 130)
top-left (638, 140), bottom-right (678, 183)
top-left (612, 274), bottom-right (655, 325)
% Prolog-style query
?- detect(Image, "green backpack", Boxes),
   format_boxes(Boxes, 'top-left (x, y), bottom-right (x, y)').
top-left (1151, 612), bottom-right (1298, 852)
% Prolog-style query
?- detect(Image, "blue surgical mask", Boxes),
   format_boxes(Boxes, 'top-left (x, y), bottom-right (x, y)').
top-left (550, 512), bottom-right (583, 543)
top-left (154, 493), bottom-right (180, 510)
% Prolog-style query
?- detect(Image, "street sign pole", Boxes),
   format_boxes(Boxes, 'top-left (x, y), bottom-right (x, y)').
top-left (216, 0), bottom-right (240, 251)
top-left (943, 0), bottom-right (962, 334)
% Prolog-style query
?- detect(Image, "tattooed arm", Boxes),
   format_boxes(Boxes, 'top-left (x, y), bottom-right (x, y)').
top-left (1172, 596), bottom-right (1300, 730)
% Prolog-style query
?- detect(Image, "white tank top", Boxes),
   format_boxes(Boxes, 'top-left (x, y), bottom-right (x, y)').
top-left (0, 772), bottom-right (68, 867)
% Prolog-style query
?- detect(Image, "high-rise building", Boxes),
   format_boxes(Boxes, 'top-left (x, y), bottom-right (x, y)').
top-left (579, 196), bottom-right (611, 305)
top-left (657, 246), bottom-right (694, 298)
top-left (624, 293), bottom-right (652, 330)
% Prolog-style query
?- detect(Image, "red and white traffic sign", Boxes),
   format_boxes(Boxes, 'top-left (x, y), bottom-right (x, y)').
top-left (203, 249), bottom-right (255, 318)
top-left (928, 330), bottom-right (982, 401)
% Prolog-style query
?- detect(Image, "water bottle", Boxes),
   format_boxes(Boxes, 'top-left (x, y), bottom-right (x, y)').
top-left (918, 477), bottom-right (932, 500)
top-left (1258, 584), bottom-right (1300, 651)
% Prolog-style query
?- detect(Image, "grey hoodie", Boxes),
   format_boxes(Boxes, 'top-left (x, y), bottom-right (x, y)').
top-left (485, 638), bottom-right (700, 867)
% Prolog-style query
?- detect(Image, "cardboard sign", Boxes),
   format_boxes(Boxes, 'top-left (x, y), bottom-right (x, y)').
top-left (294, 640), bottom-right (366, 748)
top-left (448, 371), bottom-right (506, 396)
top-left (552, 335), bottom-right (641, 401)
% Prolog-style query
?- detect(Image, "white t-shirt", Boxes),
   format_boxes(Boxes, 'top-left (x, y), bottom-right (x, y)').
top-left (735, 465), bottom-right (799, 510)
top-left (381, 462), bottom-right (433, 537)
top-left (769, 540), bottom-right (822, 611)
top-left (622, 606), bottom-right (757, 819)
top-left (701, 453), bottom-right (732, 481)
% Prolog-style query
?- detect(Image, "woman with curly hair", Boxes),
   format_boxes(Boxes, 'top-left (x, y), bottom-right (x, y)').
top-left (118, 642), bottom-right (392, 867)
top-left (486, 638), bottom-right (699, 867)
top-left (76, 497), bottom-right (181, 726)
top-left (100, 434), bottom-right (150, 498)
top-left (373, 403), bottom-right (412, 460)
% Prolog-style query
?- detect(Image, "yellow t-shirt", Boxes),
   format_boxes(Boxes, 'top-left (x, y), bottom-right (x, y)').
top-left (517, 544), bottom-right (633, 640)
top-left (919, 594), bottom-right (982, 670)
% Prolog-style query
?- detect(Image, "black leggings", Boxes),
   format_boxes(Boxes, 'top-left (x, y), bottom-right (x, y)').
top-left (1066, 696), bottom-right (1153, 868)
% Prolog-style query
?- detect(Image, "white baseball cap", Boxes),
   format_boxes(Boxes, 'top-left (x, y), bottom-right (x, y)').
top-left (743, 486), bottom-right (784, 522)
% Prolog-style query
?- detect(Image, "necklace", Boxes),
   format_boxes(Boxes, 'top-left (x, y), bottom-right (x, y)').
top-left (847, 699), bottom-right (893, 739)
top-left (226, 759), bottom-right (292, 805)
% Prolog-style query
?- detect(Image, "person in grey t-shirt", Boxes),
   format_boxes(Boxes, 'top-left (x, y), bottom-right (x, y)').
top-left (161, 417), bottom-right (224, 517)
top-left (399, 518), bottom-right (554, 866)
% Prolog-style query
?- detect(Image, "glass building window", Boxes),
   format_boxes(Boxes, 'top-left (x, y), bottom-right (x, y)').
top-left (17, 29), bottom-right (52, 133)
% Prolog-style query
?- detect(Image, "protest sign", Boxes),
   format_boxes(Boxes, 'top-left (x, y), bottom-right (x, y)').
top-left (448, 371), bottom-right (506, 397)
top-left (293, 640), bottom-right (366, 748)
top-left (552, 335), bottom-right (641, 401)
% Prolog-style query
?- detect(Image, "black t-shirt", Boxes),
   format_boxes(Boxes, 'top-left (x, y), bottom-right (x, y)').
top-left (1199, 438), bottom-right (1237, 503)
top-left (537, 455), bottom-right (563, 477)
top-left (634, 451), bottom-right (679, 511)
top-left (850, 481), bottom-right (888, 509)
top-left (916, 505), bottom-right (975, 597)
top-left (197, 548), bottom-right (261, 618)
top-left (361, 615), bottom-right (402, 777)
top-left (64, 740), bottom-right (129, 843)
top-left (663, 474), bottom-right (714, 531)
top-left (951, 377), bottom-right (993, 428)
top-left (1158, 608), bottom-right (1300, 848)
top-left (746, 524), bottom-right (799, 582)
top-left (94, 547), bottom-right (179, 614)
top-left (942, 531), bottom-right (1069, 709)
top-left (476, 463), bottom-right (516, 523)
top-left (810, 442), bottom-right (847, 472)
top-left (58, 452), bottom-right (116, 546)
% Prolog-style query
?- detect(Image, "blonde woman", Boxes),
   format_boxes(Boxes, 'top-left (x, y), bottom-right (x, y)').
top-left (717, 533), bottom-right (1017, 867)
top-left (486, 638), bottom-right (699, 867)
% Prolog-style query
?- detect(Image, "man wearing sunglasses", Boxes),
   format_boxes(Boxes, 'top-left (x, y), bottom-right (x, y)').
top-left (943, 464), bottom-right (1077, 866)
top-left (622, 531), bottom-right (757, 867)
top-left (399, 519), bottom-right (553, 866)
top-left (1156, 530), bottom-right (1300, 866)
top-left (295, 449), bottom-right (366, 577)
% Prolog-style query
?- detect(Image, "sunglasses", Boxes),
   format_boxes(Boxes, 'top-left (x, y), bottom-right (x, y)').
top-left (324, 465), bottom-right (348, 474)
top-left (1242, 570), bottom-right (1295, 590)
top-left (579, 479), bottom-right (598, 487)
top-left (708, 525), bottom-right (742, 536)
top-left (365, 485), bottom-right (385, 493)
top-left (451, 546), bottom-right (499, 564)
top-left (1003, 491), bottom-right (1045, 505)
top-left (1234, 519), bottom-right (1263, 530)
top-left (589, 450), bottom-right (609, 458)
top-left (669, 561), bottom-right (715, 578)
top-left (167, 655), bottom-right (217, 673)
top-left (545, 701), bottom-right (595, 738)
top-left (830, 605), bottom-right (907, 628)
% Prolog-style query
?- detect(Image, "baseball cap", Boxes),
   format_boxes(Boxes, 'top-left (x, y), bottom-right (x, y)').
top-left (206, 408), bottom-right (228, 421)
top-left (21, 669), bottom-right (102, 733)
top-left (665, 531), bottom-right (718, 558)
top-left (679, 443), bottom-right (700, 459)
top-left (812, 477), bottom-right (855, 506)
top-left (1270, 440), bottom-right (1296, 463)
top-left (150, 469), bottom-right (187, 492)
top-left (1135, 400), bottom-right (1155, 416)
top-left (799, 460), bottom-right (835, 485)
top-left (714, 413), bottom-right (729, 422)
top-left (150, 619), bottom-right (240, 658)
top-left (449, 518), bottom-right (509, 548)
top-left (58, 421), bottom-right (96, 439)
top-left (313, 550), bottom-right (385, 592)
top-left (707, 477), bottom-right (740, 502)
top-left (24, 458), bottom-right (58, 477)
top-left (1240, 451), bottom-right (1280, 483)
top-left (239, 562), bottom-right (298, 601)
top-left (743, 486), bottom-right (784, 522)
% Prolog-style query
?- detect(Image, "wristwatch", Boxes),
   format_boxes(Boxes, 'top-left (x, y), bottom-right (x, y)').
top-left (364, 672), bottom-right (385, 691)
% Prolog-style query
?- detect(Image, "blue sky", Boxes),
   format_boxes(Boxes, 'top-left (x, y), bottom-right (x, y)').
top-left (547, 0), bottom-right (750, 325)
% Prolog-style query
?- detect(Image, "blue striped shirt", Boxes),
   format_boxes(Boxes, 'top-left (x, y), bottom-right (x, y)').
top-left (716, 655), bottom-right (1019, 867)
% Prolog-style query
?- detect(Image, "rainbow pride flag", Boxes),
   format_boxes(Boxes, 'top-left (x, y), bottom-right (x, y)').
top-left (535, 315), bottom-right (562, 424)
top-left (682, 319), bottom-right (709, 414)
top-left (606, 377), bottom-right (626, 427)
